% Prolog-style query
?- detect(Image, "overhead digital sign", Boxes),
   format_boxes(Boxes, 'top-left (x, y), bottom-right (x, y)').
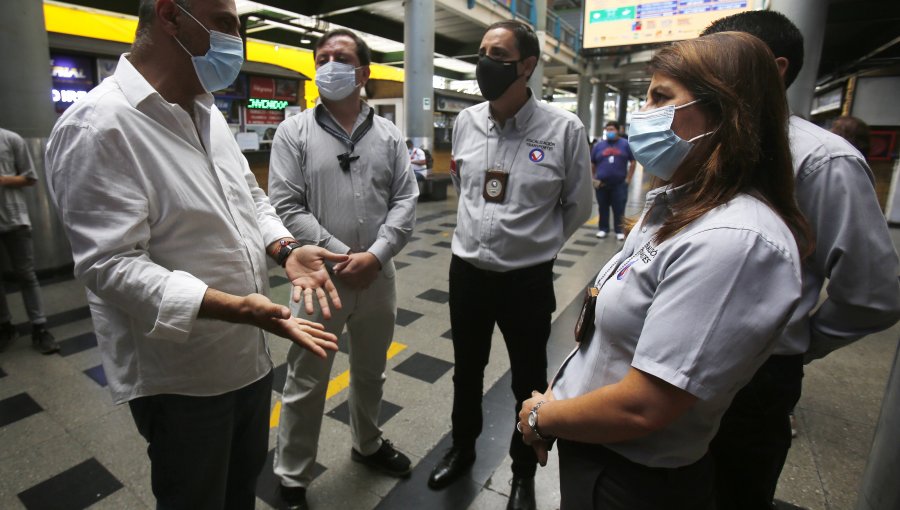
top-left (582, 0), bottom-right (754, 51)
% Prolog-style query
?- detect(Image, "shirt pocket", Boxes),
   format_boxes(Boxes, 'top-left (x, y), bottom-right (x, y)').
top-left (512, 156), bottom-right (563, 207)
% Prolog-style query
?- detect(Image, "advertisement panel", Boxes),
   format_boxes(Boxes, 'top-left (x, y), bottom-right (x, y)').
top-left (582, 0), bottom-right (753, 51)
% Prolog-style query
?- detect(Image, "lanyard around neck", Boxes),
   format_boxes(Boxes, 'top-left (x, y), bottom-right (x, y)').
top-left (314, 105), bottom-right (374, 152)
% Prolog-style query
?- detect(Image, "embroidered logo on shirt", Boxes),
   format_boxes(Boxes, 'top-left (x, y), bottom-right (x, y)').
top-left (526, 138), bottom-right (555, 150)
top-left (637, 241), bottom-right (659, 264)
top-left (616, 260), bottom-right (636, 280)
top-left (529, 148), bottom-right (545, 163)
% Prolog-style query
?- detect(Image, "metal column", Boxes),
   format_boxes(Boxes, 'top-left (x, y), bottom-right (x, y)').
top-left (857, 342), bottom-right (900, 510)
top-left (403, 0), bottom-right (435, 150)
top-left (0, 1), bottom-right (72, 272)
top-left (527, 0), bottom-right (547, 98)
top-left (576, 64), bottom-right (593, 132)
top-left (591, 80), bottom-right (604, 139)
top-left (617, 89), bottom-right (629, 129)
top-left (769, 0), bottom-right (827, 117)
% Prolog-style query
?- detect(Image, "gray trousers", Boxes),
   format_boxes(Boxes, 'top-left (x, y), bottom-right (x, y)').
top-left (274, 262), bottom-right (397, 487)
top-left (0, 227), bottom-right (46, 325)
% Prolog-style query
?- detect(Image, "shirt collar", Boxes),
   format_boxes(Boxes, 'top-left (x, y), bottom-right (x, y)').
top-left (315, 100), bottom-right (372, 134)
top-left (115, 54), bottom-right (215, 111)
top-left (489, 88), bottom-right (537, 132)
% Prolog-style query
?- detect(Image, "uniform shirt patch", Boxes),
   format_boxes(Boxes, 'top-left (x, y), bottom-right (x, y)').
top-left (529, 148), bottom-right (545, 163)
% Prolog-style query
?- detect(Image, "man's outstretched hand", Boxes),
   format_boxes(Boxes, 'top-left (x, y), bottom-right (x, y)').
top-left (284, 245), bottom-right (349, 319)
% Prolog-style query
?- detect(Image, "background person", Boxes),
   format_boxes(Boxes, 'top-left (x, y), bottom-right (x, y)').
top-left (590, 120), bottom-right (635, 241)
top-left (518, 32), bottom-right (811, 510)
top-left (702, 12), bottom-right (900, 510)
top-left (268, 28), bottom-right (418, 510)
top-left (427, 20), bottom-right (592, 510)
top-left (407, 139), bottom-right (428, 181)
top-left (0, 126), bottom-right (59, 354)
top-left (830, 115), bottom-right (871, 159)
top-left (44, 1), bottom-right (345, 508)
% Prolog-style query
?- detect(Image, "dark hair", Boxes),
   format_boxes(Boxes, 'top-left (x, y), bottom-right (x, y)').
top-left (136, 0), bottom-right (190, 37)
top-left (314, 29), bottom-right (371, 66)
top-left (484, 20), bottom-right (540, 61)
top-left (831, 115), bottom-right (871, 157)
top-left (645, 31), bottom-right (811, 258)
top-left (605, 120), bottom-right (620, 130)
top-left (701, 10), bottom-right (804, 87)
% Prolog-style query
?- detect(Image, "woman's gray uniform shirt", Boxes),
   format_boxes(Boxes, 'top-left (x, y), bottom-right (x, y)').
top-left (553, 187), bottom-right (803, 468)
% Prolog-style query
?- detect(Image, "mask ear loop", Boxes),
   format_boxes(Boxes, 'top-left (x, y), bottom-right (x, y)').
top-left (687, 130), bottom-right (714, 143)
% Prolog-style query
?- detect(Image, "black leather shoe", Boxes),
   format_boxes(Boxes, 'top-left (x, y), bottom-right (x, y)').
top-left (507, 476), bottom-right (536, 510)
top-left (351, 439), bottom-right (412, 477)
top-left (428, 447), bottom-right (476, 490)
top-left (278, 484), bottom-right (308, 510)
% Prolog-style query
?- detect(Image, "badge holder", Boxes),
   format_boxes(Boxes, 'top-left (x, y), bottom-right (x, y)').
top-left (483, 167), bottom-right (509, 203)
top-left (573, 287), bottom-right (599, 343)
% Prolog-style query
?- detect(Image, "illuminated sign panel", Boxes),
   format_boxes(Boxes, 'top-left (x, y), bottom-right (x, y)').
top-left (582, 0), bottom-right (753, 50)
top-left (50, 54), bottom-right (95, 113)
top-left (247, 98), bottom-right (289, 110)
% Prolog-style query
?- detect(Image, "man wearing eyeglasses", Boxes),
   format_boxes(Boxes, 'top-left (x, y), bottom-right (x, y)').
top-left (267, 28), bottom-right (418, 510)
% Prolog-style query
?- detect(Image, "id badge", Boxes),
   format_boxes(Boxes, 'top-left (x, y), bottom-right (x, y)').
top-left (573, 286), bottom-right (600, 343)
top-left (483, 168), bottom-right (509, 203)
top-left (608, 155), bottom-right (614, 164)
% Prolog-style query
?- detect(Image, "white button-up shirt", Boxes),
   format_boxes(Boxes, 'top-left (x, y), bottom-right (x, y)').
top-left (45, 55), bottom-right (289, 404)
top-left (553, 187), bottom-right (803, 468)
top-left (450, 91), bottom-right (593, 272)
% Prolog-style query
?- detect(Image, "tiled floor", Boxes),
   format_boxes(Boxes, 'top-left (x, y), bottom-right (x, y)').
top-left (0, 186), bottom-right (898, 510)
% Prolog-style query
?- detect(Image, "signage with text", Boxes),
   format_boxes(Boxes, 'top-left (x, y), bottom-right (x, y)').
top-left (50, 53), bottom-right (95, 113)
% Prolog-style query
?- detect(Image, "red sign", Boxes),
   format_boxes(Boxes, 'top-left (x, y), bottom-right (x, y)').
top-left (250, 76), bottom-right (275, 99)
top-left (246, 108), bottom-right (284, 125)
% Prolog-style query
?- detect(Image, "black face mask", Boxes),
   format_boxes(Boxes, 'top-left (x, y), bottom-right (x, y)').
top-left (476, 55), bottom-right (522, 101)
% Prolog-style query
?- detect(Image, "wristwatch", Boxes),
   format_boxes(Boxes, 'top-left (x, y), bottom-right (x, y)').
top-left (275, 240), bottom-right (303, 267)
top-left (528, 400), bottom-right (552, 441)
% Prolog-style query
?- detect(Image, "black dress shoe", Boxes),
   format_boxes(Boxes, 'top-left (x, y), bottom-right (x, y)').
top-left (428, 447), bottom-right (476, 490)
top-left (279, 484), bottom-right (309, 510)
top-left (351, 438), bottom-right (412, 477)
top-left (507, 476), bottom-right (536, 510)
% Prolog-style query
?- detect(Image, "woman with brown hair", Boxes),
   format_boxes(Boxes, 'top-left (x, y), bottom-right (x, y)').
top-left (515, 32), bottom-right (812, 509)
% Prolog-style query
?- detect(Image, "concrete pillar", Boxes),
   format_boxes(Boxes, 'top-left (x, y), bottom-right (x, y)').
top-left (617, 89), bottom-right (629, 129)
top-left (0, 1), bottom-right (71, 272)
top-left (770, 0), bottom-right (827, 117)
top-left (527, 0), bottom-right (546, 98)
top-left (403, 0), bottom-right (435, 150)
top-left (591, 80), bottom-right (604, 139)
top-left (576, 64), bottom-right (593, 132)
top-left (856, 342), bottom-right (900, 510)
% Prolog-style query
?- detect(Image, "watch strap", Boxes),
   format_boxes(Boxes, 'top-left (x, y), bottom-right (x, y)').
top-left (276, 241), bottom-right (303, 267)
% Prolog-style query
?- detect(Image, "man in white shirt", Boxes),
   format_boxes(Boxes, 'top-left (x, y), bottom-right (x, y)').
top-left (44, 1), bottom-right (346, 508)
top-left (407, 139), bottom-right (428, 181)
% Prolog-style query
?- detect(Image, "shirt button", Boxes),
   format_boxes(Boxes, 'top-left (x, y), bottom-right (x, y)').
top-left (358, 218), bottom-right (364, 224)
top-left (355, 193), bottom-right (361, 197)
top-left (641, 227), bottom-right (648, 233)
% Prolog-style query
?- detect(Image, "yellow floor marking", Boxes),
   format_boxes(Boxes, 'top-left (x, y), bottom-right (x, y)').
top-left (586, 215), bottom-right (599, 226)
top-left (441, 232), bottom-right (449, 237)
top-left (270, 341), bottom-right (408, 428)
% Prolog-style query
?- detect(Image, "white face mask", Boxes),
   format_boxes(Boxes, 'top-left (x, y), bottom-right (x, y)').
top-left (315, 61), bottom-right (361, 101)
top-left (628, 99), bottom-right (712, 181)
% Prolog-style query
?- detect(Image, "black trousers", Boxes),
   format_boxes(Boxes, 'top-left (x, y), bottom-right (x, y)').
top-left (128, 371), bottom-right (273, 510)
top-left (448, 255), bottom-right (555, 478)
top-left (558, 440), bottom-right (715, 510)
top-left (709, 354), bottom-right (804, 510)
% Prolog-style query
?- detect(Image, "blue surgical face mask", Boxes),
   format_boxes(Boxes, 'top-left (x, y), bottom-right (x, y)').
top-left (628, 99), bottom-right (711, 181)
top-left (173, 5), bottom-right (244, 93)
top-left (316, 61), bottom-right (361, 101)
top-left (605, 130), bottom-right (617, 141)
